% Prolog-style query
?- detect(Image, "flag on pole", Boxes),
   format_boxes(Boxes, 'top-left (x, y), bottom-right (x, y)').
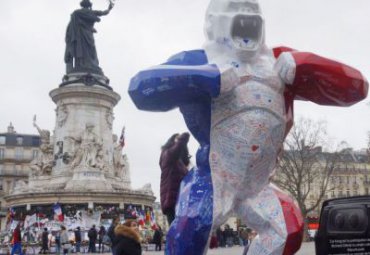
top-left (5, 208), bottom-right (15, 229)
top-left (119, 126), bottom-right (125, 148)
top-left (127, 205), bottom-right (132, 213)
top-left (137, 210), bottom-right (145, 226)
top-left (150, 211), bottom-right (157, 230)
top-left (53, 203), bottom-right (64, 222)
top-left (145, 210), bottom-right (151, 224)
top-left (10, 207), bottom-right (15, 217)
top-left (131, 207), bottom-right (137, 218)
top-left (6, 208), bottom-right (15, 222)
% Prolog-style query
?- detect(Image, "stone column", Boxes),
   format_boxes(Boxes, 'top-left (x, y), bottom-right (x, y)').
top-left (49, 85), bottom-right (121, 191)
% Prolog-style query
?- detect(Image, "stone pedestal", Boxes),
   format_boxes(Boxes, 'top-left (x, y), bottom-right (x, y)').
top-left (65, 168), bottom-right (113, 191)
top-left (4, 82), bottom-right (153, 223)
top-left (49, 84), bottom-right (121, 191)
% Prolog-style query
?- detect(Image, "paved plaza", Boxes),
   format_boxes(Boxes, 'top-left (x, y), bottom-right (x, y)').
top-left (0, 242), bottom-right (315, 255)
top-left (143, 242), bottom-right (315, 255)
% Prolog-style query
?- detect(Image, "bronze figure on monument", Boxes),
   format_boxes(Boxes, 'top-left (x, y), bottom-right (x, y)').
top-left (64, 0), bottom-right (114, 75)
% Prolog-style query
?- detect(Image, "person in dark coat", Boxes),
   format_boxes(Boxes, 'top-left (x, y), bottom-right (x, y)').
top-left (224, 225), bottom-right (234, 247)
top-left (108, 217), bottom-right (120, 255)
top-left (55, 231), bottom-right (61, 255)
top-left (88, 225), bottom-right (98, 253)
top-left (40, 228), bottom-right (49, 254)
top-left (152, 226), bottom-right (163, 251)
top-left (159, 132), bottom-right (190, 225)
top-left (114, 219), bottom-right (141, 255)
top-left (98, 226), bottom-right (106, 253)
top-left (74, 227), bottom-right (82, 253)
top-left (216, 227), bottom-right (225, 247)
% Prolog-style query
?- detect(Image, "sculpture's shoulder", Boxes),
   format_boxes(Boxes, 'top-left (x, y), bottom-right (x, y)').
top-left (272, 46), bottom-right (296, 59)
top-left (166, 50), bottom-right (209, 66)
top-left (72, 8), bottom-right (96, 19)
top-left (72, 9), bottom-right (84, 16)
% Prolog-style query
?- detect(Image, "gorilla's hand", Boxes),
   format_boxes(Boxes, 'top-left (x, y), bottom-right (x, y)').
top-left (274, 52), bottom-right (296, 85)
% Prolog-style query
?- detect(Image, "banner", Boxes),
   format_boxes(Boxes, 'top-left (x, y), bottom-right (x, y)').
top-left (64, 210), bottom-right (101, 230)
top-left (44, 221), bottom-right (62, 231)
top-left (82, 210), bottom-right (101, 229)
top-left (24, 214), bottom-right (37, 229)
top-left (64, 216), bottom-right (84, 230)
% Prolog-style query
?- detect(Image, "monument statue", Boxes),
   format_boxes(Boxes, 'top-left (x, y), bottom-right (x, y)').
top-left (128, 0), bottom-right (368, 254)
top-left (66, 123), bottom-right (104, 170)
top-left (139, 183), bottom-right (154, 195)
top-left (112, 128), bottom-right (131, 187)
top-left (64, 0), bottom-right (114, 75)
top-left (30, 116), bottom-right (54, 176)
top-left (120, 154), bottom-right (130, 181)
top-left (112, 128), bottom-right (126, 177)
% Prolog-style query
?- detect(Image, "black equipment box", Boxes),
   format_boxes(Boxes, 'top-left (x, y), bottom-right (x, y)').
top-left (315, 196), bottom-right (370, 255)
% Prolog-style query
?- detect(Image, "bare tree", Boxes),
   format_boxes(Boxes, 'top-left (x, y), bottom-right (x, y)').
top-left (273, 118), bottom-right (344, 239)
top-left (367, 132), bottom-right (370, 162)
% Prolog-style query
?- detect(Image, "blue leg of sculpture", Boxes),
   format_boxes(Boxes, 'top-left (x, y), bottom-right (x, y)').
top-left (165, 164), bottom-right (213, 255)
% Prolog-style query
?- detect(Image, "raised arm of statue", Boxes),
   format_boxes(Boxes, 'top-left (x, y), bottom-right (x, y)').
top-left (94, 2), bottom-right (114, 16)
top-left (34, 123), bottom-right (43, 135)
top-left (33, 115), bottom-right (42, 134)
top-left (33, 116), bottom-right (49, 140)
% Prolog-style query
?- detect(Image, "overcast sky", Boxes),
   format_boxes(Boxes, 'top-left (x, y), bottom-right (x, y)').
top-left (1, 0), bottom-right (369, 201)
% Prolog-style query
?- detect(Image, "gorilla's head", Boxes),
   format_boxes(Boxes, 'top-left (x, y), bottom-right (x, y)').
top-left (205, 0), bottom-right (265, 61)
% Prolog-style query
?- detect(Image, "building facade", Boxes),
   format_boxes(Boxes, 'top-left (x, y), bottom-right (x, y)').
top-left (305, 149), bottom-right (370, 218)
top-left (0, 123), bottom-right (40, 229)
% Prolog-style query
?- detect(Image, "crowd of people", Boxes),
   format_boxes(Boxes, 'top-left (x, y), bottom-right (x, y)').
top-left (7, 220), bottom-right (256, 255)
top-left (6, 224), bottom-right (108, 255)
top-left (6, 219), bottom-right (157, 255)
top-left (210, 226), bottom-right (258, 253)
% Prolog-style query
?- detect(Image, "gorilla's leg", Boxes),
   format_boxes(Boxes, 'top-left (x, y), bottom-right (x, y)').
top-left (236, 185), bottom-right (288, 255)
top-left (165, 166), bottom-right (214, 255)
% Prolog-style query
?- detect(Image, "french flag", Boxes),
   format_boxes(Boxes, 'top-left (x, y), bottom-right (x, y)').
top-left (151, 211), bottom-right (158, 230)
top-left (119, 127), bottom-right (125, 148)
top-left (6, 207), bottom-right (15, 225)
top-left (131, 207), bottom-right (138, 218)
top-left (138, 210), bottom-right (145, 226)
top-left (9, 207), bottom-right (15, 218)
top-left (53, 203), bottom-right (64, 222)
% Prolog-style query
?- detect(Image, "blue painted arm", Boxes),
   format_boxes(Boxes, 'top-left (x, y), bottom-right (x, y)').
top-left (128, 50), bottom-right (221, 111)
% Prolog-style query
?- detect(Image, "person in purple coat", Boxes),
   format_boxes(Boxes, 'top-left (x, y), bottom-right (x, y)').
top-left (159, 132), bottom-right (190, 225)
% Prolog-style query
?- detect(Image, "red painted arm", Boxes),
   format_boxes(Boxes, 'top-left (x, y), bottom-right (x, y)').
top-left (273, 46), bottom-right (368, 106)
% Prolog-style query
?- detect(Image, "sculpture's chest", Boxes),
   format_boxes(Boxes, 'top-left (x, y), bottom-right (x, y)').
top-left (211, 63), bottom-right (285, 126)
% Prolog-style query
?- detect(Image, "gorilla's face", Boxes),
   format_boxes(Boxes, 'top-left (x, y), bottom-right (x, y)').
top-left (230, 14), bottom-right (263, 52)
top-left (205, 0), bottom-right (265, 59)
